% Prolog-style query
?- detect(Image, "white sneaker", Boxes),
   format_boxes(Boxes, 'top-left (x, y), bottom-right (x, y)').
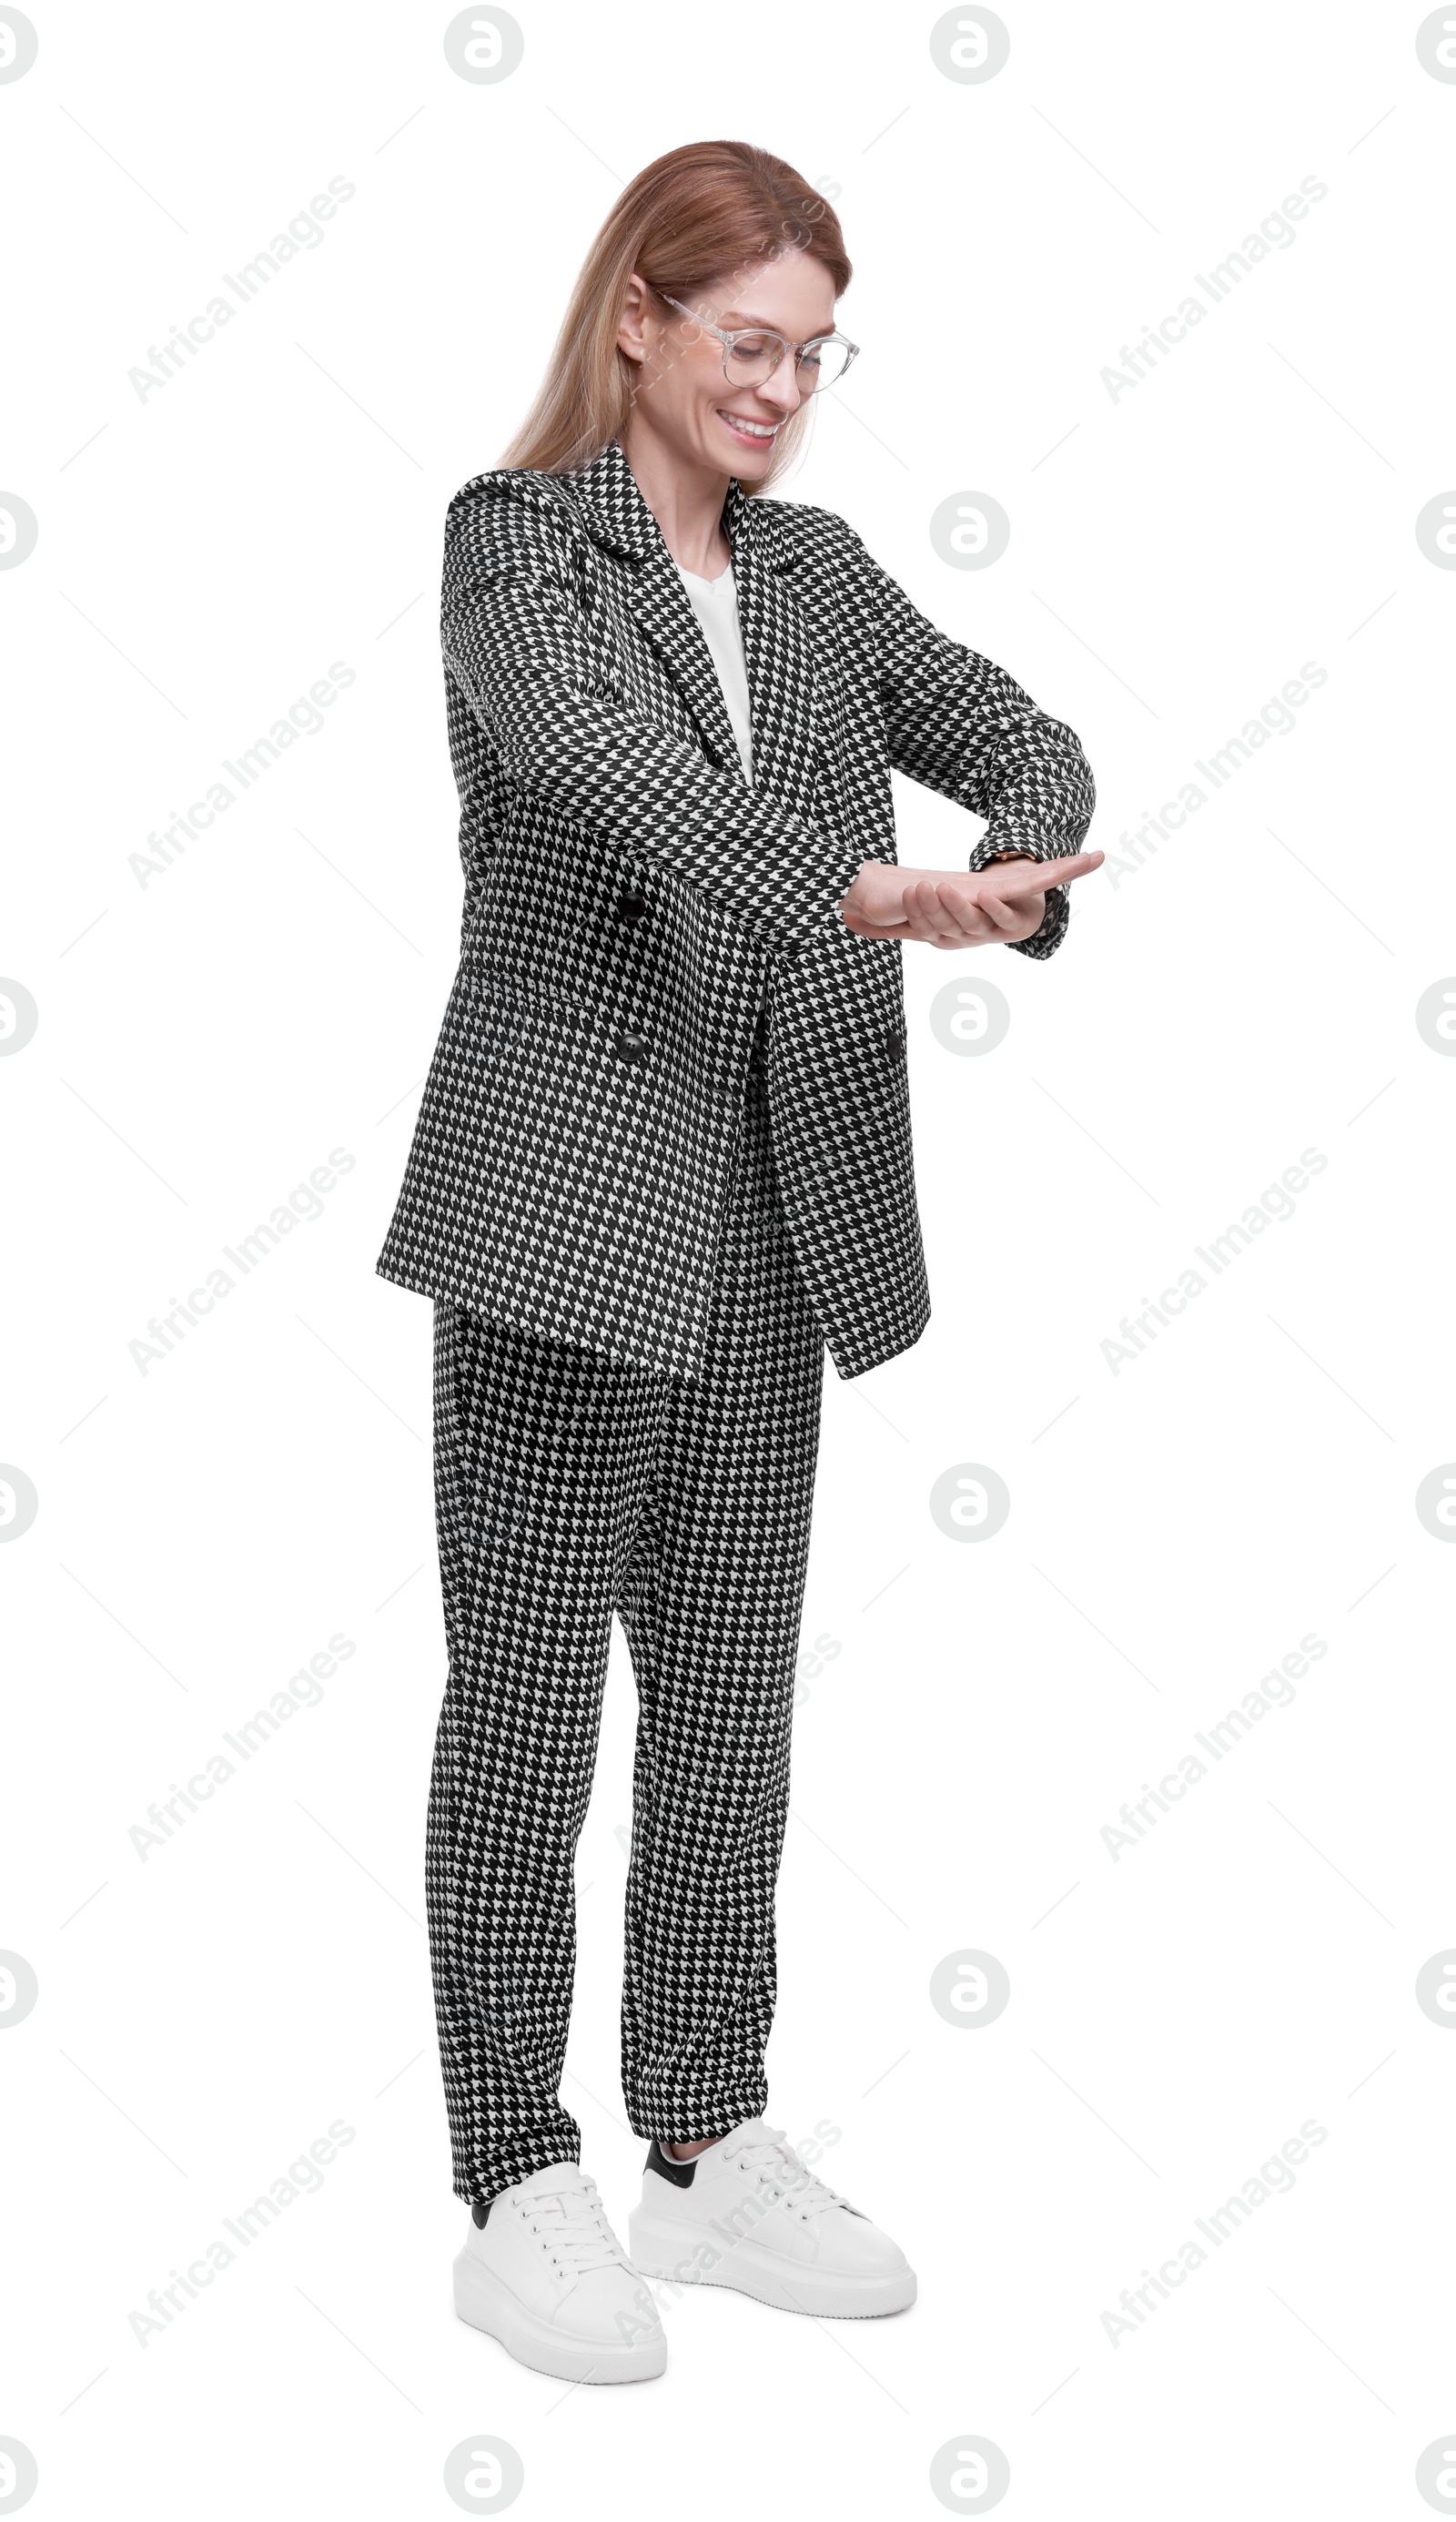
top-left (454, 2162), bottom-right (666, 2382)
top-left (627, 2118), bottom-right (916, 2318)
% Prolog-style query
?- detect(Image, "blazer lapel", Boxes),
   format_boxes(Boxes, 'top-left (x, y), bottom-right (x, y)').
top-left (727, 480), bottom-right (821, 820)
top-left (560, 438), bottom-right (742, 775)
top-left (561, 439), bottom-right (824, 812)
top-left (629, 540), bottom-right (745, 776)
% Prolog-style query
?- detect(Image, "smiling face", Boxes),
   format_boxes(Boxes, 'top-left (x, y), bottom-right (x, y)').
top-left (618, 246), bottom-right (839, 483)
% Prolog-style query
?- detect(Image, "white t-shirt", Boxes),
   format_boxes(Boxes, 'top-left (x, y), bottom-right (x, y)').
top-left (675, 559), bottom-right (753, 785)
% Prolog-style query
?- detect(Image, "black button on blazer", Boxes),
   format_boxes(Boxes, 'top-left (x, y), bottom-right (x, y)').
top-left (376, 436), bottom-right (1094, 1382)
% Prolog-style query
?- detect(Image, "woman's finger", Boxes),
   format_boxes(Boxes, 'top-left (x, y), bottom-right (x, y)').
top-left (905, 880), bottom-right (960, 941)
top-left (972, 884), bottom-right (1022, 932)
top-left (925, 880), bottom-right (982, 937)
top-left (979, 848), bottom-right (1103, 896)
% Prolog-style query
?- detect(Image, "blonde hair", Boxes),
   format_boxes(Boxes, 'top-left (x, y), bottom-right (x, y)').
top-left (498, 139), bottom-right (852, 494)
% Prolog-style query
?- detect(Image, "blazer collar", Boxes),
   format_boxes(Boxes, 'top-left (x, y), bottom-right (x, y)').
top-left (559, 434), bottom-right (798, 575)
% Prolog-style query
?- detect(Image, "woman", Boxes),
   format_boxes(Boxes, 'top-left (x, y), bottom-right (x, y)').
top-left (376, 138), bottom-right (1100, 2385)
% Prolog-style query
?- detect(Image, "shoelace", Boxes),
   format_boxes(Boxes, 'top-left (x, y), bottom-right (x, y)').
top-left (730, 2123), bottom-right (853, 2220)
top-left (515, 2172), bottom-right (625, 2276)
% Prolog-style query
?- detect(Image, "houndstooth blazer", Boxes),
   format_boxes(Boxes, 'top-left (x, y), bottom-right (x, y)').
top-left (376, 435), bottom-right (1094, 1381)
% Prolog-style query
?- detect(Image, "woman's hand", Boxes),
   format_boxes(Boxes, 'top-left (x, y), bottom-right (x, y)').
top-left (839, 849), bottom-right (1104, 947)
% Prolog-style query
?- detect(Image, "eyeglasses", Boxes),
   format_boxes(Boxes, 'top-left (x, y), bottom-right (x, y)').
top-left (655, 290), bottom-right (859, 398)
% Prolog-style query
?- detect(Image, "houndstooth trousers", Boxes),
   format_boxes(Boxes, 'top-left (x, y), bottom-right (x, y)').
top-left (427, 1030), bottom-right (824, 2204)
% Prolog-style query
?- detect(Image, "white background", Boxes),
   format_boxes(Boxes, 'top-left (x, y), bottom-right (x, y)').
top-left (4, 3), bottom-right (1455, 2516)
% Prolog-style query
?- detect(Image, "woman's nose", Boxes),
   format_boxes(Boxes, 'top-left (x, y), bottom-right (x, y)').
top-left (757, 357), bottom-right (805, 417)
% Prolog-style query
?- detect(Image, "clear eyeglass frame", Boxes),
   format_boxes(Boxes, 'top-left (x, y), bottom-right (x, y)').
top-left (655, 289), bottom-right (859, 397)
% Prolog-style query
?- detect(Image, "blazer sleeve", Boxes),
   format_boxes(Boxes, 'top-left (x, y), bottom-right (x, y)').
top-left (841, 520), bottom-right (1097, 960)
top-left (440, 477), bottom-right (865, 954)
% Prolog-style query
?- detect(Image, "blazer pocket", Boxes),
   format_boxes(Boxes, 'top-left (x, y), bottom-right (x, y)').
top-left (460, 967), bottom-right (717, 1094)
top-left (456, 962), bottom-right (597, 1031)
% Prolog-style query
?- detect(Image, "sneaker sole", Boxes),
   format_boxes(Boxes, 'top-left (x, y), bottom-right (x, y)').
top-left (627, 2210), bottom-right (916, 2318)
top-left (452, 2248), bottom-right (667, 2383)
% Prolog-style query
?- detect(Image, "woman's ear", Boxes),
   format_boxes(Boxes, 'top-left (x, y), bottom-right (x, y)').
top-left (617, 271), bottom-right (651, 368)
